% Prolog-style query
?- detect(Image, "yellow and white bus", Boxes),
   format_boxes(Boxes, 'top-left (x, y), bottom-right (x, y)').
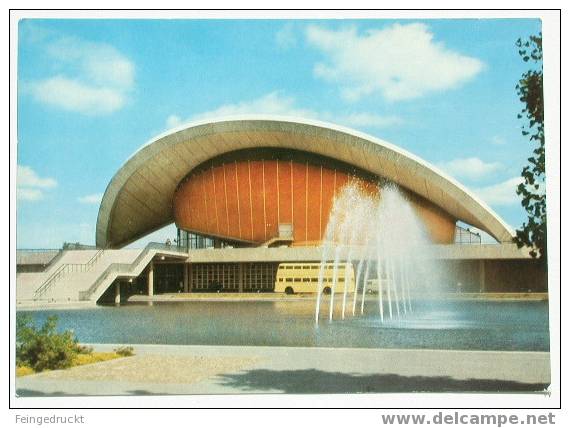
top-left (274, 262), bottom-right (356, 295)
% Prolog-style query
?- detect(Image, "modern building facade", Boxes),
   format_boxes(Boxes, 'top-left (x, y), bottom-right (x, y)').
top-left (97, 116), bottom-right (514, 248)
top-left (16, 116), bottom-right (547, 306)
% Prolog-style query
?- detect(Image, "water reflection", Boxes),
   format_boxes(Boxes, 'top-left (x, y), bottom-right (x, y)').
top-left (18, 300), bottom-right (549, 351)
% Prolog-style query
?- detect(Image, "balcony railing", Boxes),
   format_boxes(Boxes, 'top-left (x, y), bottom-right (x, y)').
top-left (454, 225), bottom-right (482, 244)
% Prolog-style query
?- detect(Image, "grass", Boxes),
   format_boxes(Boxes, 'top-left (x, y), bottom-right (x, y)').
top-left (15, 366), bottom-right (35, 377)
top-left (16, 352), bottom-right (127, 377)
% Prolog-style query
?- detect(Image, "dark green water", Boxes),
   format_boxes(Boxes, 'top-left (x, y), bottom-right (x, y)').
top-left (17, 300), bottom-right (549, 351)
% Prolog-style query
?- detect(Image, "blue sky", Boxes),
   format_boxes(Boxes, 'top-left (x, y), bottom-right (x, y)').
top-left (16, 18), bottom-right (542, 248)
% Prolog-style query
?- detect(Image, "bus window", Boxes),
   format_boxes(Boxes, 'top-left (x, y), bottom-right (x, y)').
top-left (274, 263), bottom-right (355, 294)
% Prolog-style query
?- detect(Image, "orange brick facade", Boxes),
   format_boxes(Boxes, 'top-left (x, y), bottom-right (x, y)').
top-left (173, 156), bottom-right (457, 246)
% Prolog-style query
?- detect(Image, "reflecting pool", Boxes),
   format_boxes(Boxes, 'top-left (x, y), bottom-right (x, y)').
top-left (18, 299), bottom-right (549, 351)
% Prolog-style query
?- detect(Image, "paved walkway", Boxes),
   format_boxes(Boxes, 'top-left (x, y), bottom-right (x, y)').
top-left (128, 292), bottom-right (549, 303)
top-left (15, 344), bottom-right (550, 396)
top-left (16, 292), bottom-right (548, 310)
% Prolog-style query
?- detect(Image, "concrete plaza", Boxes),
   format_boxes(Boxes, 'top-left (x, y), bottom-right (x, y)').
top-left (15, 344), bottom-right (550, 396)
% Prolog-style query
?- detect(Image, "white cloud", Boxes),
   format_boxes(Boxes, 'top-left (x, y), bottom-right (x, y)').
top-left (19, 20), bottom-right (56, 44)
top-left (306, 23), bottom-right (484, 102)
top-left (473, 177), bottom-right (523, 206)
top-left (17, 188), bottom-right (44, 202)
top-left (166, 114), bottom-right (183, 128)
top-left (165, 92), bottom-right (402, 131)
top-left (29, 76), bottom-right (125, 115)
top-left (17, 165), bottom-right (57, 201)
top-left (78, 193), bottom-right (103, 205)
top-left (26, 33), bottom-right (134, 115)
top-left (18, 165), bottom-right (57, 188)
top-left (276, 23), bottom-right (297, 49)
top-left (190, 91), bottom-right (318, 120)
top-left (46, 36), bottom-right (135, 89)
top-left (438, 157), bottom-right (502, 181)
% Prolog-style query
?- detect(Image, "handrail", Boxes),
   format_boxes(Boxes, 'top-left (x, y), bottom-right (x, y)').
top-left (43, 249), bottom-right (65, 269)
top-left (454, 225), bottom-right (482, 245)
top-left (78, 262), bottom-right (133, 301)
top-left (34, 249), bottom-right (105, 299)
top-left (34, 264), bottom-right (68, 298)
top-left (79, 243), bottom-right (188, 301)
top-left (85, 249), bottom-right (104, 268)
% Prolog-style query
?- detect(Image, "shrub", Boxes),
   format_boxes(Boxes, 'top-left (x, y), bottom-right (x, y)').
top-left (16, 314), bottom-right (80, 372)
top-left (113, 346), bottom-right (135, 357)
top-left (76, 344), bottom-right (94, 355)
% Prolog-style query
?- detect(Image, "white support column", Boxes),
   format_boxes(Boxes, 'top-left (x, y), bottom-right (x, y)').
top-left (114, 281), bottom-right (121, 304)
top-left (148, 261), bottom-right (154, 297)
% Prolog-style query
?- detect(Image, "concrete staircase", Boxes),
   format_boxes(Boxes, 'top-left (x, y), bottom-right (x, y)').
top-left (78, 243), bottom-right (188, 303)
top-left (16, 250), bottom-right (102, 302)
top-left (16, 243), bottom-right (188, 307)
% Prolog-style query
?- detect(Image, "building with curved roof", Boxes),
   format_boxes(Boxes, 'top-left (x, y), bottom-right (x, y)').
top-left (97, 116), bottom-right (514, 249)
top-left (17, 116), bottom-right (546, 307)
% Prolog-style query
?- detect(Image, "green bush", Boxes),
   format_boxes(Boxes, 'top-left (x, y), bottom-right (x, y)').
top-left (113, 346), bottom-right (134, 357)
top-left (16, 315), bottom-right (80, 372)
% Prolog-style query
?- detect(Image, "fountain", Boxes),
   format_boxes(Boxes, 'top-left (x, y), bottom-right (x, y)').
top-left (315, 181), bottom-right (441, 324)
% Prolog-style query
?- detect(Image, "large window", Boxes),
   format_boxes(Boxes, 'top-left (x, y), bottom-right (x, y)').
top-left (190, 263), bottom-right (278, 292)
top-left (177, 229), bottom-right (239, 249)
top-left (243, 263), bottom-right (278, 292)
top-left (190, 263), bottom-right (239, 292)
top-left (177, 229), bottom-right (214, 249)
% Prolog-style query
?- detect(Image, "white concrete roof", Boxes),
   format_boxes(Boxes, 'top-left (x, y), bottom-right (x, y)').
top-left (96, 115), bottom-right (514, 248)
